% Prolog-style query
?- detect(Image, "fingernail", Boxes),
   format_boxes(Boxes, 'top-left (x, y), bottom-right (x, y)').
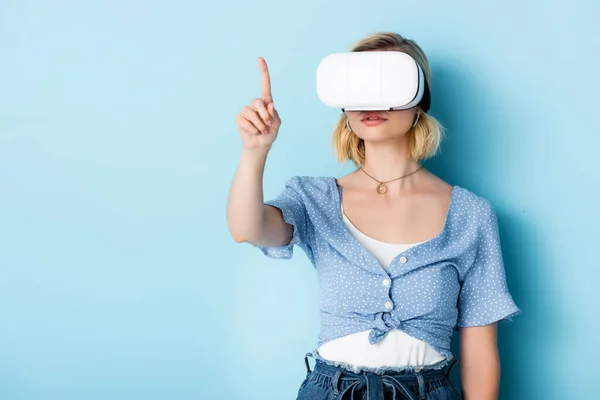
top-left (266, 119), bottom-right (272, 125)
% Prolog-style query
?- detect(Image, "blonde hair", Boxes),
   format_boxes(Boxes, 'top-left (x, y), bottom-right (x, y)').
top-left (331, 32), bottom-right (445, 167)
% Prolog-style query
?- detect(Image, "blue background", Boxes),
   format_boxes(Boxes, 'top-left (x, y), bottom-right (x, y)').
top-left (1, 1), bottom-right (598, 399)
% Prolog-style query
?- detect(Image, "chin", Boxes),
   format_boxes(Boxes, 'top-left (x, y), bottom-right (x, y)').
top-left (355, 129), bottom-right (409, 143)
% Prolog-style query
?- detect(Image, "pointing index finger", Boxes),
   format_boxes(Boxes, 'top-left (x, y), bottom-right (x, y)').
top-left (258, 57), bottom-right (273, 103)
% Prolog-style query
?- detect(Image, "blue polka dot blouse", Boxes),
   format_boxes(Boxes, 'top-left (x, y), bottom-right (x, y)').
top-left (254, 175), bottom-right (521, 362)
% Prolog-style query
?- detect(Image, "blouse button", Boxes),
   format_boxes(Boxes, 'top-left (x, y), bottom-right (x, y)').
top-left (382, 279), bottom-right (390, 287)
top-left (384, 301), bottom-right (393, 309)
top-left (399, 256), bottom-right (408, 264)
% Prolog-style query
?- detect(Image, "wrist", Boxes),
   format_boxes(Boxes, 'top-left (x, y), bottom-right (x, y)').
top-left (240, 146), bottom-right (270, 170)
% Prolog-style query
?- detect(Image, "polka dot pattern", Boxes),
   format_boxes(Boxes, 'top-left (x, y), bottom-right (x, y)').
top-left (254, 176), bottom-right (521, 361)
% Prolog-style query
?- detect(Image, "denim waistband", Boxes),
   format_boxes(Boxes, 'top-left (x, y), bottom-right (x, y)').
top-left (305, 348), bottom-right (456, 375)
top-left (303, 351), bottom-right (458, 400)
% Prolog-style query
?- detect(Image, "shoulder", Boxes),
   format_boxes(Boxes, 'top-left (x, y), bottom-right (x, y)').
top-left (445, 187), bottom-right (503, 267)
top-left (453, 186), bottom-right (496, 216)
top-left (281, 175), bottom-right (336, 194)
top-left (269, 175), bottom-right (336, 205)
top-left (450, 186), bottom-right (498, 236)
top-left (274, 175), bottom-right (338, 215)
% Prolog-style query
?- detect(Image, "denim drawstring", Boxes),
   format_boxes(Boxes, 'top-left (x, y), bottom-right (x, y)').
top-left (304, 352), bottom-right (458, 400)
top-left (332, 369), bottom-right (426, 400)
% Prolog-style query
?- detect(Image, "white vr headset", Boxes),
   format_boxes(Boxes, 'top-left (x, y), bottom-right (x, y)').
top-left (316, 51), bottom-right (431, 112)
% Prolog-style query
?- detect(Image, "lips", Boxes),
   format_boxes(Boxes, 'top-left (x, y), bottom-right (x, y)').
top-left (360, 112), bottom-right (387, 121)
top-left (359, 111), bottom-right (388, 126)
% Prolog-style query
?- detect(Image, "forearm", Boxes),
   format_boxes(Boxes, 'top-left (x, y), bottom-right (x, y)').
top-left (460, 349), bottom-right (500, 400)
top-left (226, 147), bottom-right (270, 243)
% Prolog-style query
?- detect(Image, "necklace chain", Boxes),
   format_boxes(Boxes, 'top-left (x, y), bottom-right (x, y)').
top-left (359, 165), bottom-right (424, 195)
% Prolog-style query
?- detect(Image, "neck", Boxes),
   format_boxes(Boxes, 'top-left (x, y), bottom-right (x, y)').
top-left (360, 140), bottom-right (422, 185)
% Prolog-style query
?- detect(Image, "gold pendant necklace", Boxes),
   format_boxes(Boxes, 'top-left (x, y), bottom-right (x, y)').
top-left (360, 165), bottom-right (424, 194)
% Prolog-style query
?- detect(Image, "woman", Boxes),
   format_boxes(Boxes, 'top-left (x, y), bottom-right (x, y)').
top-left (226, 32), bottom-right (521, 400)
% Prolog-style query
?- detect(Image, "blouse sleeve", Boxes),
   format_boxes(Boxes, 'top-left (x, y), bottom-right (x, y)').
top-left (456, 202), bottom-right (521, 328)
top-left (253, 176), bottom-right (314, 263)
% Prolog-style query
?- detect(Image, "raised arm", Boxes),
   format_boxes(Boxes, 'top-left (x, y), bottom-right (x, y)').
top-left (226, 57), bottom-right (291, 247)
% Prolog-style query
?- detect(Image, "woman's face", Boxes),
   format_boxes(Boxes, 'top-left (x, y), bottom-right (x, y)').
top-left (345, 108), bottom-right (418, 143)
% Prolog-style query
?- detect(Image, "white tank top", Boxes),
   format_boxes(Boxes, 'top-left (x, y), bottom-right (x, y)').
top-left (317, 203), bottom-right (447, 368)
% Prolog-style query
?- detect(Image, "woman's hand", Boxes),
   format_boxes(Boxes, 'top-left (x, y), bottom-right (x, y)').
top-left (235, 57), bottom-right (281, 151)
